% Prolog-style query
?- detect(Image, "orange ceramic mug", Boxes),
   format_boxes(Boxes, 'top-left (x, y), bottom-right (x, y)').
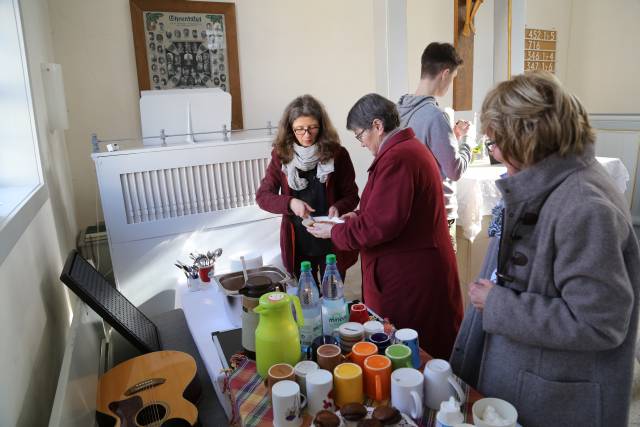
top-left (348, 341), bottom-right (378, 370)
top-left (363, 354), bottom-right (392, 401)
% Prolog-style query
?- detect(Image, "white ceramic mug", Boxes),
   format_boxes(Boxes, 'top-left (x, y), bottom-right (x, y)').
top-left (363, 320), bottom-right (384, 339)
top-left (294, 360), bottom-right (318, 396)
top-left (423, 359), bottom-right (465, 410)
top-left (391, 368), bottom-right (424, 420)
top-left (305, 369), bottom-right (334, 415)
top-left (271, 380), bottom-right (305, 427)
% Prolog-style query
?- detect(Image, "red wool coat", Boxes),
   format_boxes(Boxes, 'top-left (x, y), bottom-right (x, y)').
top-left (331, 128), bottom-right (463, 359)
top-left (256, 146), bottom-right (360, 275)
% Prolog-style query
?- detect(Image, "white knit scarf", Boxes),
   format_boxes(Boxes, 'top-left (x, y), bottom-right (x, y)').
top-left (282, 144), bottom-right (334, 191)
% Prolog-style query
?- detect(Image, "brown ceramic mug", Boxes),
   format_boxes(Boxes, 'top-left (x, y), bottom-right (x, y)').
top-left (316, 344), bottom-right (343, 373)
top-left (267, 363), bottom-right (295, 392)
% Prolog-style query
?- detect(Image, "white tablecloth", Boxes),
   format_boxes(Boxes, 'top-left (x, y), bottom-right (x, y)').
top-left (178, 283), bottom-right (242, 420)
top-left (457, 157), bottom-right (630, 241)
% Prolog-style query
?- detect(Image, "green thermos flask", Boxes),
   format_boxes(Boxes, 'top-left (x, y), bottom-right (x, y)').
top-left (254, 291), bottom-right (304, 377)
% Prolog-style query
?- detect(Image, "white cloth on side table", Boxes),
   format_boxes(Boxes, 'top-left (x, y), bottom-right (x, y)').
top-left (457, 156), bottom-right (630, 241)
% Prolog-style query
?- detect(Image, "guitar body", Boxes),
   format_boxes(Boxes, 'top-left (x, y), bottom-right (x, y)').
top-left (97, 351), bottom-right (201, 427)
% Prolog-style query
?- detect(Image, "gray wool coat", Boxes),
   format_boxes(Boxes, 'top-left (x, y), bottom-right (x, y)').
top-left (450, 145), bottom-right (640, 427)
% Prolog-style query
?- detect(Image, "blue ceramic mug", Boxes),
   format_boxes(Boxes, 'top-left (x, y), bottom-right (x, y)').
top-left (394, 328), bottom-right (420, 369)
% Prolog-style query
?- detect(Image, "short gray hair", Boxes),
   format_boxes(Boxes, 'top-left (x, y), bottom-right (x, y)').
top-left (346, 93), bottom-right (400, 132)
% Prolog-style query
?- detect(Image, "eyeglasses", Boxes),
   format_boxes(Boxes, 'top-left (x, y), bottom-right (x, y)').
top-left (354, 128), bottom-right (367, 142)
top-left (484, 139), bottom-right (497, 152)
top-left (293, 125), bottom-right (320, 136)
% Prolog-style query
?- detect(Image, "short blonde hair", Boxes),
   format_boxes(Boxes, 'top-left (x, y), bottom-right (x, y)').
top-left (480, 71), bottom-right (594, 167)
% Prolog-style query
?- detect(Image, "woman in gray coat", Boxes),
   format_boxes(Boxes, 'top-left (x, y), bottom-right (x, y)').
top-left (451, 72), bottom-right (640, 427)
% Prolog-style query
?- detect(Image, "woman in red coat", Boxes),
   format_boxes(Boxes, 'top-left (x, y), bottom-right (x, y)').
top-left (308, 93), bottom-right (462, 359)
top-left (256, 95), bottom-right (359, 282)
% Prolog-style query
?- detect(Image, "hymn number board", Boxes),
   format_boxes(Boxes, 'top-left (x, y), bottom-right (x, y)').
top-left (524, 28), bottom-right (557, 73)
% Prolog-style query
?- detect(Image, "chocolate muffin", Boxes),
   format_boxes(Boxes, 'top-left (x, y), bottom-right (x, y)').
top-left (340, 402), bottom-right (368, 422)
top-left (357, 419), bottom-right (383, 427)
top-left (371, 405), bottom-right (402, 425)
top-left (314, 410), bottom-right (341, 427)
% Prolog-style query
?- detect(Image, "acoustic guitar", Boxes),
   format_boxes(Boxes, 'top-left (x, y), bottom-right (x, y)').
top-left (96, 350), bottom-right (200, 427)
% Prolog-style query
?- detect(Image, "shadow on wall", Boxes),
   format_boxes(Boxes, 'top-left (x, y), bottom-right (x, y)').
top-left (15, 275), bottom-right (69, 427)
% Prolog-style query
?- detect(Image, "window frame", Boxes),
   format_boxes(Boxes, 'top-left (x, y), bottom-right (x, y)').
top-left (0, 0), bottom-right (49, 264)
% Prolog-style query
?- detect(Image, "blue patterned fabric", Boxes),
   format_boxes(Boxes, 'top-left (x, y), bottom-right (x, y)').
top-left (488, 200), bottom-right (504, 238)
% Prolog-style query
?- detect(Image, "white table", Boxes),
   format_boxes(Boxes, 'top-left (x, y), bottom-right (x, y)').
top-left (178, 283), bottom-right (242, 420)
top-left (456, 156), bottom-right (630, 242)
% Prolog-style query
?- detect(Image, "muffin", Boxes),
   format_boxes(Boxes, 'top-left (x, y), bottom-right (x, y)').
top-left (371, 406), bottom-right (402, 425)
top-left (340, 402), bottom-right (368, 422)
top-left (357, 420), bottom-right (383, 427)
top-left (314, 409), bottom-right (342, 427)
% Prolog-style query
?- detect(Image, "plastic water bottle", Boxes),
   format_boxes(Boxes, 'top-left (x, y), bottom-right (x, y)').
top-left (298, 261), bottom-right (322, 354)
top-left (285, 277), bottom-right (299, 321)
top-left (321, 254), bottom-right (348, 335)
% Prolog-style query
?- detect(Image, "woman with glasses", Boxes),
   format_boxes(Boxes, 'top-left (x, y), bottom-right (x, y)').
top-left (307, 93), bottom-right (463, 360)
top-left (451, 72), bottom-right (639, 427)
top-left (256, 94), bottom-right (359, 282)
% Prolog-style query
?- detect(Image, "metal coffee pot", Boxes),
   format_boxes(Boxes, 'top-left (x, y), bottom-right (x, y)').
top-left (238, 275), bottom-right (277, 358)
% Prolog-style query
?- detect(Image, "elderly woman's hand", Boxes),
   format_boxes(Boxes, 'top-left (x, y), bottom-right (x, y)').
top-left (306, 222), bottom-right (333, 239)
top-left (340, 212), bottom-right (357, 221)
top-left (328, 206), bottom-right (339, 218)
top-left (469, 279), bottom-right (495, 311)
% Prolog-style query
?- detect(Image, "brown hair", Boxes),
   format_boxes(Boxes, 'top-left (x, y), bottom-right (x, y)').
top-left (480, 71), bottom-right (595, 167)
top-left (273, 95), bottom-right (341, 164)
top-left (420, 42), bottom-right (463, 78)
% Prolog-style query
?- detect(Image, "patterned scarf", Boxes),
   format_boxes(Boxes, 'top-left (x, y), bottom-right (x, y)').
top-left (282, 144), bottom-right (334, 191)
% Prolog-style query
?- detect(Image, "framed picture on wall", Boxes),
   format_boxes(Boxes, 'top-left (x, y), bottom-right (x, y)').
top-left (129, 0), bottom-right (243, 129)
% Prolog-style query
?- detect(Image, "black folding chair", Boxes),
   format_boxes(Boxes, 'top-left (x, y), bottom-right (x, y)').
top-left (60, 249), bottom-right (227, 425)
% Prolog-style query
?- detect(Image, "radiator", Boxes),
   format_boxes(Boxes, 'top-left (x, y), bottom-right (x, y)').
top-left (92, 131), bottom-right (282, 315)
top-left (119, 159), bottom-right (268, 224)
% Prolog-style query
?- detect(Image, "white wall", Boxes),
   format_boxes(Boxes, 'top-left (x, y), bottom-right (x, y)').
top-left (50, 0), bottom-right (379, 227)
top-left (234, 0), bottom-right (376, 191)
top-left (0, 0), bottom-right (77, 425)
top-left (525, 0), bottom-right (572, 83)
top-left (564, 0), bottom-right (640, 114)
top-left (525, 0), bottom-right (640, 114)
top-left (48, 0), bottom-right (142, 230)
top-left (406, 0), bottom-right (454, 107)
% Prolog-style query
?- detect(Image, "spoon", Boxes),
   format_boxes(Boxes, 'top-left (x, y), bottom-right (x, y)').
top-left (240, 255), bottom-right (249, 285)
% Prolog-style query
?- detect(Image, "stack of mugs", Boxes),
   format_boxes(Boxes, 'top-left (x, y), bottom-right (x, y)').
top-left (336, 322), bottom-right (364, 353)
top-left (266, 305), bottom-right (501, 427)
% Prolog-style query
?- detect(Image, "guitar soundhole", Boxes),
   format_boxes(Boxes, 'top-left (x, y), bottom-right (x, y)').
top-left (135, 403), bottom-right (167, 425)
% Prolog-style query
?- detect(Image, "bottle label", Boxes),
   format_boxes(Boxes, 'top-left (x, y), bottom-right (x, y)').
top-left (300, 314), bottom-right (322, 346)
top-left (322, 307), bottom-right (348, 335)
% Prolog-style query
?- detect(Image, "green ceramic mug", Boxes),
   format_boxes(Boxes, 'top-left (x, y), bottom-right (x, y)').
top-left (385, 344), bottom-right (413, 370)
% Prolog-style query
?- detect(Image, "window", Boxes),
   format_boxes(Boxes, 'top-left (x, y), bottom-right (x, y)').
top-left (0, 0), bottom-right (48, 263)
